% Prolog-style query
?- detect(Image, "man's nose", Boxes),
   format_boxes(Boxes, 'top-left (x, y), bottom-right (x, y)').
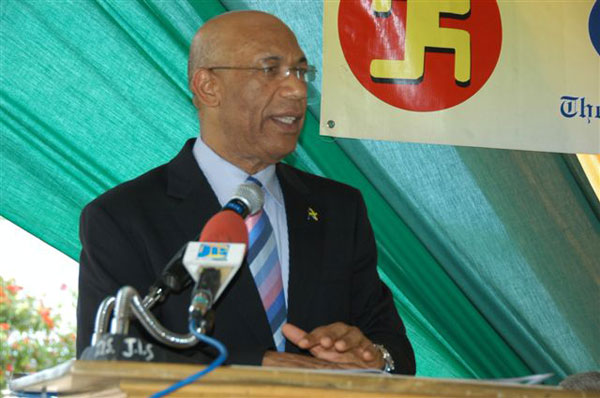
top-left (279, 73), bottom-right (308, 101)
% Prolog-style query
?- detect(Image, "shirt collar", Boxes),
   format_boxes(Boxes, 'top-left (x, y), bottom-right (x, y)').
top-left (192, 137), bottom-right (283, 207)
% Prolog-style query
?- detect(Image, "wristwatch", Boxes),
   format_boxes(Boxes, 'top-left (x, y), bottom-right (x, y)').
top-left (373, 344), bottom-right (395, 373)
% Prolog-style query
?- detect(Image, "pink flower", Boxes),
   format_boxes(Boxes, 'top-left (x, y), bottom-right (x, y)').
top-left (60, 283), bottom-right (68, 291)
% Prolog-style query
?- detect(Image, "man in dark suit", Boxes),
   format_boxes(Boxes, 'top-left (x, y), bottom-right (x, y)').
top-left (77, 10), bottom-right (415, 374)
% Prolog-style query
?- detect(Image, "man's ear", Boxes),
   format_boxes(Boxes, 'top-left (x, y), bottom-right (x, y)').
top-left (191, 69), bottom-right (220, 108)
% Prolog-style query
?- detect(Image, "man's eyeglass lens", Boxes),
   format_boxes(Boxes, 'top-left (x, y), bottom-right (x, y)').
top-left (208, 65), bottom-right (317, 83)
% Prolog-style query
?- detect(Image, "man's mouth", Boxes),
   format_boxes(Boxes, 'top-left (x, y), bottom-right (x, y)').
top-left (270, 114), bottom-right (303, 131)
top-left (272, 115), bottom-right (299, 125)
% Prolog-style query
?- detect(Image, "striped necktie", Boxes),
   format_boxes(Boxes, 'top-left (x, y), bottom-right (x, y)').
top-left (244, 177), bottom-right (287, 352)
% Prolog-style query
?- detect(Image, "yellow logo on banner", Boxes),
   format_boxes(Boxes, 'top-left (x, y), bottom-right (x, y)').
top-left (370, 0), bottom-right (471, 86)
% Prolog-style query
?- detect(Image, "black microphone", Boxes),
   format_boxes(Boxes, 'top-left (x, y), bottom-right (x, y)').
top-left (149, 182), bottom-right (264, 298)
top-left (188, 268), bottom-right (221, 326)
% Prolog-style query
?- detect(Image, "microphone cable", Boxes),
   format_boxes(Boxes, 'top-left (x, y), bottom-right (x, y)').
top-left (148, 320), bottom-right (228, 398)
top-left (10, 391), bottom-right (58, 397)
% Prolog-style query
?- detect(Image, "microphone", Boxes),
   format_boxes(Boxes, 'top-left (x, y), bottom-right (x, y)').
top-left (185, 181), bottom-right (265, 324)
top-left (221, 181), bottom-right (264, 219)
top-left (151, 182), bottom-right (264, 297)
top-left (185, 240), bottom-right (246, 327)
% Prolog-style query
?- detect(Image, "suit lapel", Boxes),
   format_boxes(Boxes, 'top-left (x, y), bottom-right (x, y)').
top-left (277, 164), bottom-right (326, 339)
top-left (166, 138), bottom-right (273, 347)
top-left (167, 139), bottom-right (220, 241)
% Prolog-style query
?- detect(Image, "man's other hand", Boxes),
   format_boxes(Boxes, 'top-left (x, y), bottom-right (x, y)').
top-left (280, 322), bottom-right (384, 369)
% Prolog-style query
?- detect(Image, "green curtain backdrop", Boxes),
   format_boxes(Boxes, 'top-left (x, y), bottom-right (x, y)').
top-left (1, 0), bottom-right (598, 383)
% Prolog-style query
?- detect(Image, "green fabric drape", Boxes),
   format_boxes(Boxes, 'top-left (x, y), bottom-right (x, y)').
top-left (1, 0), bottom-right (598, 383)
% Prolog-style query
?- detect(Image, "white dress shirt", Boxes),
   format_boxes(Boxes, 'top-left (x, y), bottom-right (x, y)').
top-left (192, 137), bottom-right (290, 304)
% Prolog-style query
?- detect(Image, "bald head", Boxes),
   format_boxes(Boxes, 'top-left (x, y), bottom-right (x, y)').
top-left (188, 11), bottom-right (298, 90)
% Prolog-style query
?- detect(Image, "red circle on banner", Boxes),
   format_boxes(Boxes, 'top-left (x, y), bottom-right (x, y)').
top-left (338, 0), bottom-right (502, 112)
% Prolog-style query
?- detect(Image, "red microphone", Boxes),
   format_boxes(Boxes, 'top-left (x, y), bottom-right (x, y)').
top-left (199, 210), bottom-right (248, 248)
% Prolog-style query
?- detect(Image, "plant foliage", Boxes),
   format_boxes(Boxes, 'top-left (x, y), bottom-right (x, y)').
top-left (0, 276), bottom-right (76, 390)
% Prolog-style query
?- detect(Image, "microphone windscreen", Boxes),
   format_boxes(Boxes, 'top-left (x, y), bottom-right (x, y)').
top-left (199, 211), bottom-right (249, 247)
top-left (233, 182), bottom-right (264, 215)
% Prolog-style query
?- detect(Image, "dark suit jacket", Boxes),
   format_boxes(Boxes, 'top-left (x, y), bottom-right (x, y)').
top-left (76, 138), bottom-right (415, 374)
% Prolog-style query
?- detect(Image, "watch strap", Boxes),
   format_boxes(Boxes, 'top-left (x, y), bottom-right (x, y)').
top-left (373, 344), bottom-right (395, 373)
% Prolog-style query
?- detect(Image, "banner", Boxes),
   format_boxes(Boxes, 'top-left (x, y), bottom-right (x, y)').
top-left (321, 0), bottom-right (600, 154)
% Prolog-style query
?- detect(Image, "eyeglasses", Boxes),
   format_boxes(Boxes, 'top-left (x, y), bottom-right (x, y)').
top-left (206, 65), bottom-right (317, 83)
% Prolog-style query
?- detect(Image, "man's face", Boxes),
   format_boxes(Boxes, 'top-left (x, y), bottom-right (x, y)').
top-left (213, 23), bottom-right (308, 170)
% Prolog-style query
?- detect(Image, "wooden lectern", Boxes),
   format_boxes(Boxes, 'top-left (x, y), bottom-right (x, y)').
top-left (9, 360), bottom-right (589, 398)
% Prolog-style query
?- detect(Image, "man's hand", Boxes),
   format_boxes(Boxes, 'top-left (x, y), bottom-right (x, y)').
top-left (281, 322), bottom-right (384, 369)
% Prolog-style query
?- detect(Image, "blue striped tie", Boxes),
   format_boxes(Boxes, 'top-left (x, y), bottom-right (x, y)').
top-left (245, 177), bottom-right (287, 352)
